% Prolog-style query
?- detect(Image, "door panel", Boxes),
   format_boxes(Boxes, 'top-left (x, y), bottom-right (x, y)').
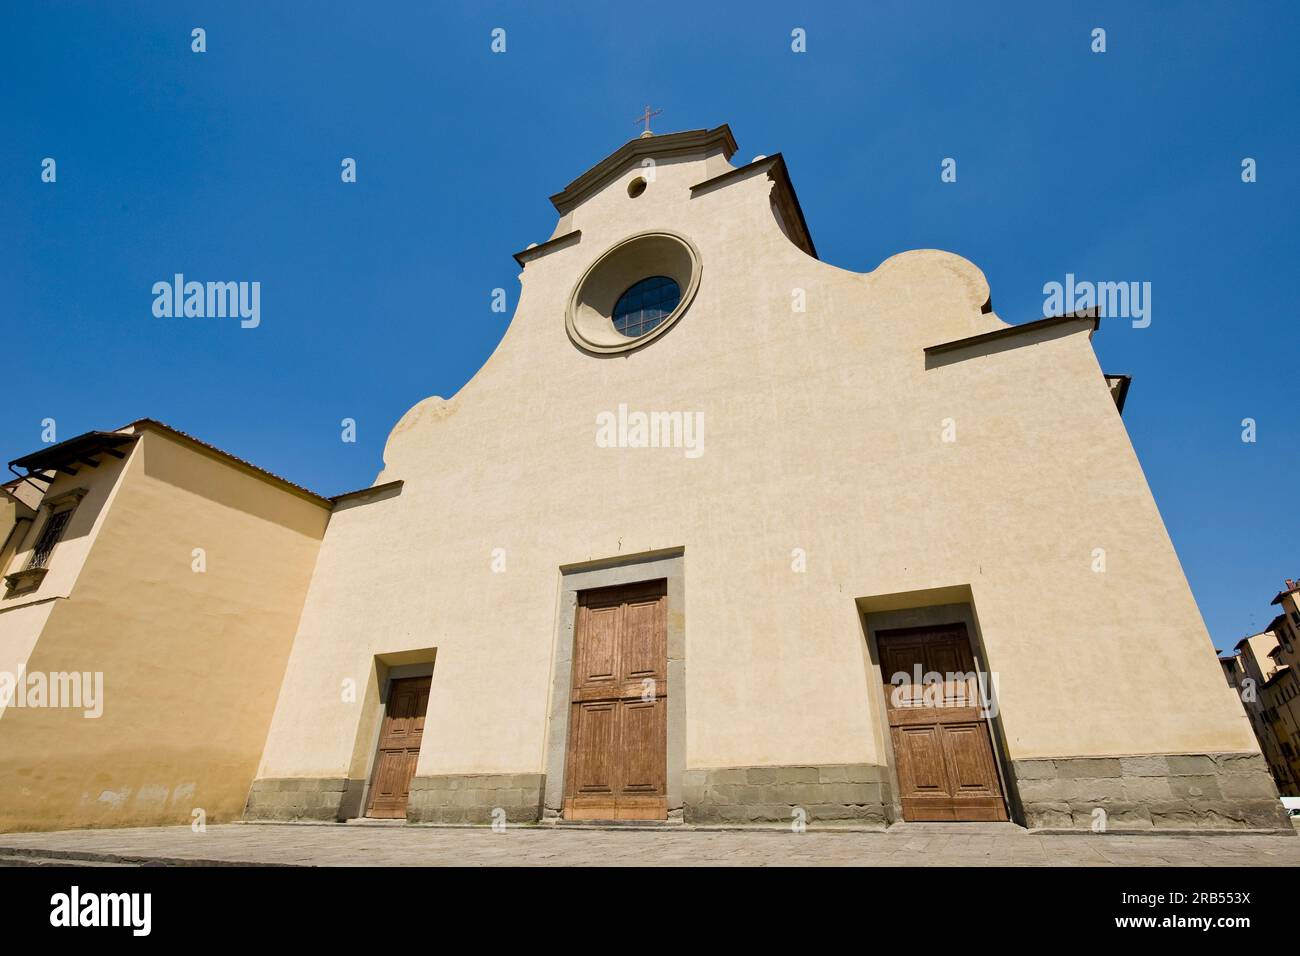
top-left (620, 597), bottom-right (665, 683)
top-left (894, 724), bottom-right (948, 794)
top-left (575, 604), bottom-right (619, 692)
top-left (945, 723), bottom-right (1002, 794)
top-left (878, 625), bottom-right (1008, 822)
top-left (564, 582), bottom-right (668, 821)
top-left (618, 697), bottom-right (667, 794)
top-left (569, 700), bottom-right (617, 797)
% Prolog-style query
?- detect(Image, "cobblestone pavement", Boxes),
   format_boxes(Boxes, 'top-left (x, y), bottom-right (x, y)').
top-left (0, 822), bottom-right (1297, 866)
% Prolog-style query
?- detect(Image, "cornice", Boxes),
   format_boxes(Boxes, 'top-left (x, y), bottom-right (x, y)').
top-left (549, 125), bottom-right (738, 215)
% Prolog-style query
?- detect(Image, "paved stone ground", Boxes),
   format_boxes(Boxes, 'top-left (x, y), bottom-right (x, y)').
top-left (0, 821), bottom-right (1297, 866)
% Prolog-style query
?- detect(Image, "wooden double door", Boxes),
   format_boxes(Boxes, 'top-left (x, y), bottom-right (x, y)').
top-left (365, 675), bottom-right (431, 819)
top-left (563, 581), bottom-right (668, 820)
top-left (878, 625), bottom-right (1008, 822)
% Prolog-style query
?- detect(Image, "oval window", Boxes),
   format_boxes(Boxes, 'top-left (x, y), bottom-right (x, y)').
top-left (611, 276), bottom-right (681, 338)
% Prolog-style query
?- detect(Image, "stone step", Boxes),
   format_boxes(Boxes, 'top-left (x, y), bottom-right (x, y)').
top-left (551, 819), bottom-right (686, 829)
top-left (886, 821), bottom-right (1027, 835)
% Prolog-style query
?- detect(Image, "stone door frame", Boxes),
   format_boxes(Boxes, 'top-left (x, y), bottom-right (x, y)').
top-left (862, 601), bottom-right (1021, 826)
top-left (544, 548), bottom-right (685, 820)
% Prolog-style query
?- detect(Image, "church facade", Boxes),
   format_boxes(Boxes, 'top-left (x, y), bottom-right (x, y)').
top-left (2, 125), bottom-right (1289, 832)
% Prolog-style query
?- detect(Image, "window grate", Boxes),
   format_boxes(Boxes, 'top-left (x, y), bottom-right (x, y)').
top-left (28, 509), bottom-right (73, 570)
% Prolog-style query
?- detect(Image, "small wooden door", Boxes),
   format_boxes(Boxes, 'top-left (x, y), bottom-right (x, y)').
top-left (364, 675), bottom-right (431, 819)
top-left (563, 581), bottom-right (668, 820)
top-left (878, 625), bottom-right (1008, 822)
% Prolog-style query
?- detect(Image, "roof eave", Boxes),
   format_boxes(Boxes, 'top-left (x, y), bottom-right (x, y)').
top-left (549, 125), bottom-right (739, 214)
top-left (123, 419), bottom-right (333, 507)
top-left (1270, 587), bottom-right (1298, 606)
top-left (924, 310), bottom-right (1100, 360)
top-left (8, 431), bottom-right (139, 474)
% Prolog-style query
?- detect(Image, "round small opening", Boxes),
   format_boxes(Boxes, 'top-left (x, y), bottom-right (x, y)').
top-left (612, 276), bottom-right (681, 338)
top-left (627, 177), bottom-right (647, 198)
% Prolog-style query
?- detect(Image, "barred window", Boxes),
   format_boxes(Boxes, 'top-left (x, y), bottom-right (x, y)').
top-left (28, 508), bottom-right (73, 570)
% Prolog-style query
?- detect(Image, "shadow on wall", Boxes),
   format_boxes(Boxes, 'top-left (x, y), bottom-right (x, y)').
top-left (137, 428), bottom-right (330, 537)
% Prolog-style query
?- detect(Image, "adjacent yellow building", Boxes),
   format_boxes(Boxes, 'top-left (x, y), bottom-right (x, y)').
top-left (0, 420), bottom-right (332, 831)
top-left (1222, 582), bottom-right (1300, 796)
top-left (1222, 630), bottom-right (1297, 794)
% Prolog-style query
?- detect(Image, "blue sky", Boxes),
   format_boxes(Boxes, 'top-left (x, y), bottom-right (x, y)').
top-left (2, 2), bottom-right (1296, 647)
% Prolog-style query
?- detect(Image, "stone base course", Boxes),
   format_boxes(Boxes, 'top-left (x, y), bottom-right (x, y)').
top-left (243, 777), bottom-right (361, 823)
top-left (406, 773), bottom-right (545, 824)
top-left (243, 753), bottom-right (1291, 833)
top-left (1012, 752), bottom-right (1292, 832)
top-left (682, 764), bottom-right (890, 826)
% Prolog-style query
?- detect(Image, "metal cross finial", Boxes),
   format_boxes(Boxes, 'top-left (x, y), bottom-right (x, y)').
top-left (634, 104), bottom-right (663, 134)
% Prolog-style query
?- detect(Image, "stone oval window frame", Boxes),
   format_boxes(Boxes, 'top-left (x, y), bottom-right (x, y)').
top-left (565, 230), bottom-right (701, 354)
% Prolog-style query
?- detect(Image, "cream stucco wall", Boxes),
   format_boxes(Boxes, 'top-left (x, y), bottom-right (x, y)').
top-left (0, 428), bottom-right (328, 831)
top-left (256, 137), bottom-right (1256, 789)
